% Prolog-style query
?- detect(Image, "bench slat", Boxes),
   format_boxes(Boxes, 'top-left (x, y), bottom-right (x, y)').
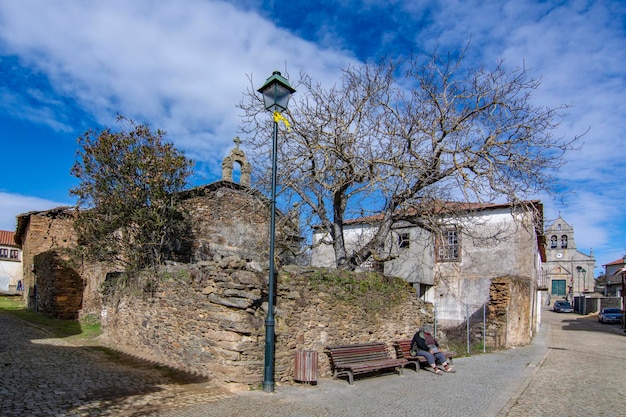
top-left (325, 342), bottom-right (408, 384)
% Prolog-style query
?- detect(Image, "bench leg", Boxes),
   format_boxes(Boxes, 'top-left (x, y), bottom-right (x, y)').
top-left (407, 361), bottom-right (420, 372)
top-left (333, 369), bottom-right (354, 385)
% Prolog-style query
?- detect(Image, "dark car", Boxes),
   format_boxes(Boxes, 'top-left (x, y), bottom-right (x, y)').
top-left (553, 300), bottom-right (574, 313)
top-left (598, 308), bottom-right (622, 324)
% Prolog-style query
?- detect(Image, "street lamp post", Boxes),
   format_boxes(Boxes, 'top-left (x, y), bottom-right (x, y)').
top-left (621, 270), bottom-right (626, 331)
top-left (576, 266), bottom-right (586, 314)
top-left (576, 266), bottom-right (582, 297)
top-left (257, 71), bottom-right (295, 393)
top-left (580, 268), bottom-right (587, 292)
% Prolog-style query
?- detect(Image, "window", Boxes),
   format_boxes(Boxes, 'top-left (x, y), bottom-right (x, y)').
top-left (9, 250), bottom-right (18, 259)
top-left (436, 228), bottom-right (460, 262)
top-left (0, 248), bottom-right (7, 258)
top-left (398, 232), bottom-right (410, 249)
top-left (560, 235), bottom-right (568, 249)
top-left (550, 235), bottom-right (557, 248)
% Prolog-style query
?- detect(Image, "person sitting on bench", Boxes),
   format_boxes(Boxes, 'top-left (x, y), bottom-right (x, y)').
top-left (411, 324), bottom-right (456, 375)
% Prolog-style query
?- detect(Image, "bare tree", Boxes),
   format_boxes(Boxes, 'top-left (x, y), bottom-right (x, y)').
top-left (238, 50), bottom-right (581, 270)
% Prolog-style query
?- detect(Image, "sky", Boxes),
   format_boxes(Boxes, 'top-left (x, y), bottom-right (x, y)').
top-left (0, 0), bottom-right (624, 275)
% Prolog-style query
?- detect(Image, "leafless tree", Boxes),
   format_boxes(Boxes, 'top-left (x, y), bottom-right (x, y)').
top-left (238, 50), bottom-right (581, 270)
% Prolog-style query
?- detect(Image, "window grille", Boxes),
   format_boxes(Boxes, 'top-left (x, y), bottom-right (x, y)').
top-left (436, 228), bottom-right (460, 262)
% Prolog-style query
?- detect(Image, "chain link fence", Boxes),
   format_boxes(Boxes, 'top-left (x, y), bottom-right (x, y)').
top-left (434, 301), bottom-right (512, 356)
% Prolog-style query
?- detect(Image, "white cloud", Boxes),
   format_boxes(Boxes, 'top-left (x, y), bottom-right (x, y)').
top-left (0, 192), bottom-right (72, 231)
top-left (0, 0), bottom-right (623, 267)
top-left (0, 0), bottom-right (352, 166)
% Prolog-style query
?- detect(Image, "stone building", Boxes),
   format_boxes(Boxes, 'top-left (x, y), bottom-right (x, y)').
top-left (177, 181), bottom-right (299, 265)
top-left (14, 207), bottom-right (77, 312)
top-left (542, 215), bottom-right (595, 300)
top-left (176, 141), bottom-right (301, 265)
top-left (14, 141), bottom-right (300, 318)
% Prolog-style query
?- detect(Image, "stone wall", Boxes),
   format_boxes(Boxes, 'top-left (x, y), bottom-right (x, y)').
top-left (487, 275), bottom-right (532, 348)
top-left (101, 259), bottom-right (431, 389)
top-left (33, 251), bottom-right (84, 319)
top-left (15, 208), bottom-right (77, 310)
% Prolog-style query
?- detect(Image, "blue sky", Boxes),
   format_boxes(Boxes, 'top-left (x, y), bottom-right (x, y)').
top-left (0, 0), bottom-right (624, 274)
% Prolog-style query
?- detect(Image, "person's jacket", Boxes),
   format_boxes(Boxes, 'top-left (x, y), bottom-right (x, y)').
top-left (411, 330), bottom-right (440, 352)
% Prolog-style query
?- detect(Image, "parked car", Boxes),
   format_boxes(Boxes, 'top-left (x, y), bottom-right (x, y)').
top-left (553, 300), bottom-right (574, 313)
top-left (598, 308), bottom-right (622, 324)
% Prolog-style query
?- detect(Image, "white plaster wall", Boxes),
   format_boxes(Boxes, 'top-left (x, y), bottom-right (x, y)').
top-left (430, 208), bottom-right (539, 326)
top-left (310, 206), bottom-right (542, 330)
top-left (0, 256), bottom-right (23, 287)
top-left (384, 226), bottom-right (435, 284)
top-left (311, 223), bottom-right (378, 268)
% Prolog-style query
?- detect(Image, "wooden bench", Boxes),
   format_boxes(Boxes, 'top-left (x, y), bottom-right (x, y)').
top-left (393, 339), bottom-right (456, 372)
top-left (325, 342), bottom-right (409, 384)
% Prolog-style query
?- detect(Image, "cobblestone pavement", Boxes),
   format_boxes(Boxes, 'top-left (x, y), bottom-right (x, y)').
top-left (498, 306), bottom-right (626, 417)
top-left (2, 306), bottom-right (625, 416)
top-left (0, 312), bottom-right (231, 417)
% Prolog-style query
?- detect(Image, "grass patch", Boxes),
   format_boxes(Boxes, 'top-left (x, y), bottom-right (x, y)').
top-left (289, 269), bottom-right (413, 314)
top-left (0, 295), bottom-right (101, 341)
top-left (441, 324), bottom-right (494, 356)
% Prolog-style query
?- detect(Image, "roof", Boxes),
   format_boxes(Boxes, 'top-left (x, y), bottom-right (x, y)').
top-left (603, 257), bottom-right (626, 267)
top-left (0, 230), bottom-right (17, 247)
top-left (336, 200), bottom-right (543, 226)
top-left (545, 215), bottom-right (573, 232)
top-left (178, 180), bottom-right (266, 201)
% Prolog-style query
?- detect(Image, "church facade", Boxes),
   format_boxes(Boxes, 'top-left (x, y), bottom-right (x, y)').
top-left (542, 216), bottom-right (595, 301)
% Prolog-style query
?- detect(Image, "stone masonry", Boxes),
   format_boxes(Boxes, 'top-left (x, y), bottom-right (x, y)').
top-left (14, 207), bottom-right (77, 311)
top-left (487, 275), bottom-right (532, 348)
top-left (100, 260), bottom-right (431, 390)
top-left (32, 250), bottom-right (84, 319)
top-left (178, 181), bottom-right (299, 265)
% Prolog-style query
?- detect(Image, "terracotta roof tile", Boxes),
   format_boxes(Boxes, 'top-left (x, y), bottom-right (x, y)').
top-left (0, 230), bottom-right (17, 247)
top-left (604, 258), bottom-right (626, 266)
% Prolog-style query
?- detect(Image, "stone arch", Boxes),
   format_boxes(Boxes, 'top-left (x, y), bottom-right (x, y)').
top-left (221, 137), bottom-right (251, 187)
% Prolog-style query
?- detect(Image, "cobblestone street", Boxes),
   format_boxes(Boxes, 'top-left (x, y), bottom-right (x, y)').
top-left (0, 312), bottom-right (230, 417)
top-left (2, 306), bottom-right (625, 416)
top-left (498, 306), bottom-right (626, 417)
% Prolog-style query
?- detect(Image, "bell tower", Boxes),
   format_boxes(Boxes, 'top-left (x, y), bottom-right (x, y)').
top-left (221, 137), bottom-right (251, 187)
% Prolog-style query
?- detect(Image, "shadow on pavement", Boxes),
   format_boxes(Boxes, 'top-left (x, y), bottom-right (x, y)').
top-left (0, 312), bottom-right (217, 416)
top-left (549, 311), bottom-right (625, 335)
